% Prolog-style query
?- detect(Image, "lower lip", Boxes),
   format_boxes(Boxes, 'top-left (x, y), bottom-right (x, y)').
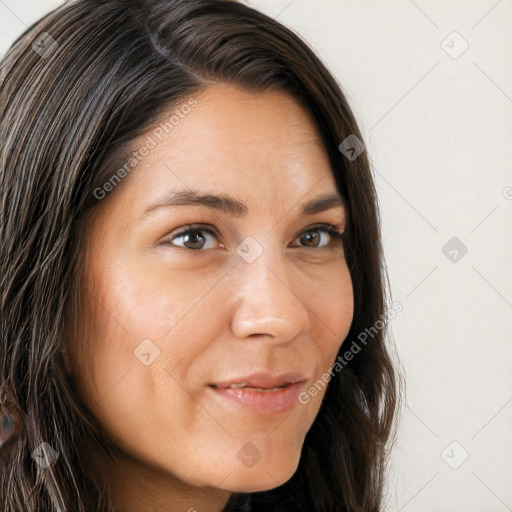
top-left (209, 382), bottom-right (306, 414)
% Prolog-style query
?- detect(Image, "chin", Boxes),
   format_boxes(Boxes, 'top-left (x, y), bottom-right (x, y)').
top-left (222, 456), bottom-right (301, 493)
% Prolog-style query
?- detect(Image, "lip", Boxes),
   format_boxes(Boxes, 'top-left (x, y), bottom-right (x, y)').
top-left (209, 371), bottom-right (308, 414)
top-left (210, 371), bottom-right (308, 390)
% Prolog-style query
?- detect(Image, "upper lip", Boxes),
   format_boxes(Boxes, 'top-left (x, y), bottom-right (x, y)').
top-left (210, 371), bottom-right (308, 390)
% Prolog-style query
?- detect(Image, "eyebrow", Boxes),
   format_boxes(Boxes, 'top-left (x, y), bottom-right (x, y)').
top-left (140, 190), bottom-right (345, 219)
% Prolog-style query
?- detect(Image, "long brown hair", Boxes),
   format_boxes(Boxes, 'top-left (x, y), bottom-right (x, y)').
top-left (0, 1), bottom-right (402, 510)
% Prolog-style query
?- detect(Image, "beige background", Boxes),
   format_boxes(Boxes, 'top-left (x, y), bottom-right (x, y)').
top-left (1, 1), bottom-right (511, 510)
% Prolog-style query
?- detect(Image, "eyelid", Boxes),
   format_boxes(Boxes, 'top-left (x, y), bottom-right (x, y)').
top-left (160, 222), bottom-right (345, 250)
top-left (164, 224), bottom-right (219, 249)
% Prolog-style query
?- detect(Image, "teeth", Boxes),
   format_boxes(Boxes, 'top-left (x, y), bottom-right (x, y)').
top-left (230, 382), bottom-right (248, 389)
top-left (212, 382), bottom-right (291, 391)
top-left (231, 385), bottom-right (288, 391)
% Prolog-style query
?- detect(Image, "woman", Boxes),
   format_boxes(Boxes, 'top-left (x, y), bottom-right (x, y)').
top-left (0, 0), bottom-right (401, 510)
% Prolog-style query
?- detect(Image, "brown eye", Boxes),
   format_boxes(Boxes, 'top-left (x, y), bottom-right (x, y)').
top-left (300, 230), bottom-right (321, 247)
top-left (297, 225), bottom-right (344, 249)
top-left (159, 224), bottom-right (344, 251)
top-left (160, 227), bottom-right (218, 250)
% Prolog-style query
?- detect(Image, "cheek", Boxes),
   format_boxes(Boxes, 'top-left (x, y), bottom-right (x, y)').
top-left (79, 258), bottom-right (225, 402)
top-left (310, 265), bottom-right (354, 356)
top-left (71, 269), bottom-right (216, 455)
top-left (293, 267), bottom-right (353, 418)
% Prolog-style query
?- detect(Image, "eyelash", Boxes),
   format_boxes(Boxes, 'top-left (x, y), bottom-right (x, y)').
top-left (159, 223), bottom-right (345, 251)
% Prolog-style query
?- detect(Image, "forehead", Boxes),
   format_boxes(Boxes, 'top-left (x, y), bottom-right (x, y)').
top-left (137, 84), bottom-right (331, 181)
top-left (94, 84), bottom-right (340, 225)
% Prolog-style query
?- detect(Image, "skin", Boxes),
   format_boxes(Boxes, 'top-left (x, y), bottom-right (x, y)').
top-left (68, 83), bottom-right (354, 512)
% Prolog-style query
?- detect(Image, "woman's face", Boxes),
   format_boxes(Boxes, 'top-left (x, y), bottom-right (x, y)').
top-left (69, 84), bottom-right (353, 498)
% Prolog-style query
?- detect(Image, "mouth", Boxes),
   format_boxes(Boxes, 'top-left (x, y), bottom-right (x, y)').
top-left (208, 372), bottom-right (308, 414)
top-left (210, 382), bottom-right (296, 391)
top-left (209, 372), bottom-right (307, 391)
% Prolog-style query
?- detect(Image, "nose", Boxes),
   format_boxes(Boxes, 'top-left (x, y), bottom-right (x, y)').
top-left (228, 246), bottom-right (310, 342)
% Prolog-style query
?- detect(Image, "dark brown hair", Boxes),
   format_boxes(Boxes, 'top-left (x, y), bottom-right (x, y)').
top-left (0, 0), bottom-right (402, 510)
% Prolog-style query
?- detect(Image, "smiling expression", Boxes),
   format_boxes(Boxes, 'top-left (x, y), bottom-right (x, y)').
top-left (68, 83), bottom-right (354, 494)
